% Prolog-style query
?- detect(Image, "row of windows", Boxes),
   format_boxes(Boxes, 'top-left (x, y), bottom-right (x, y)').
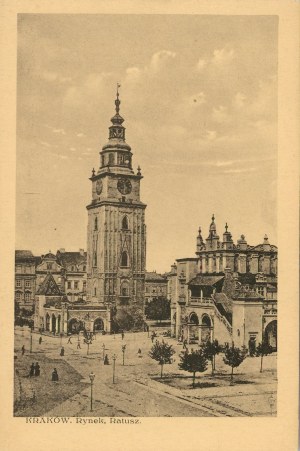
top-left (16, 265), bottom-right (35, 274)
top-left (92, 251), bottom-right (129, 268)
top-left (67, 281), bottom-right (86, 290)
top-left (16, 280), bottom-right (32, 288)
top-left (94, 216), bottom-right (129, 231)
top-left (145, 287), bottom-right (166, 293)
top-left (15, 292), bottom-right (32, 301)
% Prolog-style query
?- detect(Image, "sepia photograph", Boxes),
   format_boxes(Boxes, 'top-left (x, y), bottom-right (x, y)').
top-left (13, 13), bottom-right (280, 419)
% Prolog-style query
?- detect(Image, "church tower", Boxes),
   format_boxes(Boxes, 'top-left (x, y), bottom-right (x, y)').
top-left (86, 88), bottom-right (146, 330)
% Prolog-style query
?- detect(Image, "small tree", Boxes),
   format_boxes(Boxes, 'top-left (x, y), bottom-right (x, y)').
top-left (149, 340), bottom-right (175, 378)
top-left (178, 349), bottom-right (208, 388)
top-left (256, 340), bottom-right (273, 373)
top-left (223, 344), bottom-right (247, 384)
top-left (145, 297), bottom-right (171, 323)
top-left (201, 339), bottom-right (222, 375)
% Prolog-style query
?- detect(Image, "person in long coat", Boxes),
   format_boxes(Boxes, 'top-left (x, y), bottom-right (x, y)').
top-left (104, 354), bottom-right (109, 365)
top-left (29, 363), bottom-right (35, 377)
top-left (34, 362), bottom-right (40, 376)
top-left (51, 368), bottom-right (59, 381)
top-left (60, 346), bottom-right (65, 356)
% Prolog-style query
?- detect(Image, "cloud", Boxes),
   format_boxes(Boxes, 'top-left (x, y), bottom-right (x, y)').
top-left (196, 59), bottom-right (207, 71)
top-left (212, 48), bottom-right (235, 65)
top-left (76, 133), bottom-right (85, 138)
top-left (40, 140), bottom-right (52, 147)
top-left (149, 50), bottom-right (176, 73)
top-left (53, 128), bottom-right (66, 135)
top-left (233, 92), bottom-right (247, 109)
top-left (211, 105), bottom-right (230, 123)
top-left (41, 71), bottom-right (72, 84)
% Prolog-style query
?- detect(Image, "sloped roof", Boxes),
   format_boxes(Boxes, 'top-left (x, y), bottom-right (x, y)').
top-left (15, 250), bottom-right (35, 260)
top-left (188, 275), bottom-right (224, 286)
top-left (36, 273), bottom-right (63, 296)
top-left (145, 271), bottom-right (167, 282)
top-left (56, 251), bottom-right (87, 267)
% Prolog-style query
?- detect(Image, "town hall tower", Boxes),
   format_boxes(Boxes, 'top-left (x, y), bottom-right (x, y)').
top-left (86, 88), bottom-right (146, 329)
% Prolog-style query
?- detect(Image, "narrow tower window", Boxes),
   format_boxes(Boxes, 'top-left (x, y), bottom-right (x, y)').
top-left (109, 153), bottom-right (114, 165)
top-left (121, 251), bottom-right (128, 267)
top-left (94, 217), bottom-right (98, 231)
top-left (122, 216), bottom-right (129, 230)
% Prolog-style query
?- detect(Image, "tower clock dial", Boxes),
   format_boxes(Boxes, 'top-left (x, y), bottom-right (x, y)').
top-left (95, 179), bottom-right (103, 195)
top-left (117, 178), bottom-right (132, 195)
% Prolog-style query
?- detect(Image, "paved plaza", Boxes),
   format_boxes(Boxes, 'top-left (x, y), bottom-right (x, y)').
top-left (14, 327), bottom-right (277, 417)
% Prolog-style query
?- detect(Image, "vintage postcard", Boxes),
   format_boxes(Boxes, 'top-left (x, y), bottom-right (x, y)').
top-left (0, 1), bottom-right (298, 450)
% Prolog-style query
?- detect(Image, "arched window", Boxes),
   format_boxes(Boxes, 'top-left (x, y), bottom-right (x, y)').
top-left (121, 251), bottom-right (128, 267)
top-left (121, 280), bottom-right (129, 297)
top-left (93, 251), bottom-right (97, 267)
top-left (94, 217), bottom-right (98, 231)
top-left (122, 216), bottom-right (129, 230)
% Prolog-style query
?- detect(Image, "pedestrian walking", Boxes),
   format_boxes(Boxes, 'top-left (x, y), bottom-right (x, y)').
top-left (34, 362), bottom-right (40, 376)
top-left (60, 346), bottom-right (65, 357)
top-left (39, 336), bottom-right (42, 345)
top-left (67, 335), bottom-right (72, 344)
top-left (51, 368), bottom-right (59, 382)
top-left (138, 348), bottom-right (142, 358)
top-left (121, 330), bottom-right (125, 340)
top-left (77, 339), bottom-right (81, 349)
top-left (183, 339), bottom-right (188, 350)
top-left (104, 354), bottom-right (109, 365)
top-left (21, 345), bottom-right (25, 355)
top-left (29, 363), bottom-right (35, 377)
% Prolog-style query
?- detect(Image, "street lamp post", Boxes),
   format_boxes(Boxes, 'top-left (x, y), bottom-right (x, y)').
top-left (30, 327), bottom-right (33, 354)
top-left (260, 314), bottom-right (266, 373)
top-left (112, 354), bottom-right (117, 383)
top-left (102, 343), bottom-right (105, 361)
top-left (122, 345), bottom-right (126, 366)
top-left (60, 333), bottom-right (63, 347)
top-left (89, 372), bottom-right (95, 412)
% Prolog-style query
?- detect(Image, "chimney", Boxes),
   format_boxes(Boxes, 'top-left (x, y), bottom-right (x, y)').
top-left (79, 248), bottom-right (84, 256)
top-left (59, 248), bottom-right (65, 253)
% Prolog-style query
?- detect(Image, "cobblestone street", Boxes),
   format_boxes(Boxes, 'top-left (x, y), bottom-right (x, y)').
top-left (14, 327), bottom-right (277, 417)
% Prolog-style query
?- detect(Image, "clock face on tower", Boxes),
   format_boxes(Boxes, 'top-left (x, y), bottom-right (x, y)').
top-left (95, 179), bottom-right (103, 195)
top-left (117, 178), bottom-right (132, 195)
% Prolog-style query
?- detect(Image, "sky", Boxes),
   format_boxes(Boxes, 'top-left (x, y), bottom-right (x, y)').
top-left (16, 14), bottom-right (278, 273)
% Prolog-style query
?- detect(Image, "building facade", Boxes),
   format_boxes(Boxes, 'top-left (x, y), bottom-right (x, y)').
top-left (145, 271), bottom-right (168, 303)
top-left (169, 216), bottom-right (277, 351)
top-left (15, 251), bottom-right (37, 310)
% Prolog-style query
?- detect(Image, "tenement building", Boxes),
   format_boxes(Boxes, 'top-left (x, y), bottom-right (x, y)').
top-left (34, 89), bottom-right (147, 334)
top-left (169, 215), bottom-right (277, 351)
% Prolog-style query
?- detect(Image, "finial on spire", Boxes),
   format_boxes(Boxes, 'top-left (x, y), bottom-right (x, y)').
top-left (225, 222), bottom-right (228, 232)
top-left (92, 168), bottom-right (95, 177)
top-left (212, 214), bottom-right (215, 222)
top-left (198, 226), bottom-right (202, 235)
top-left (137, 165), bottom-right (141, 176)
top-left (115, 83), bottom-right (121, 114)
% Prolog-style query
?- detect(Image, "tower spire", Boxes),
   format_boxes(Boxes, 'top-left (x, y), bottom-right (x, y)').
top-left (115, 83), bottom-right (121, 114)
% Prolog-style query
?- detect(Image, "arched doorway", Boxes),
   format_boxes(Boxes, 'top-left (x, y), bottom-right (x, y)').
top-left (45, 313), bottom-right (50, 332)
top-left (189, 312), bottom-right (199, 342)
top-left (51, 314), bottom-right (56, 334)
top-left (93, 317), bottom-right (104, 332)
top-left (201, 314), bottom-right (212, 343)
top-left (68, 318), bottom-right (85, 334)
top-left (264, 320), bottom-right (277, 351)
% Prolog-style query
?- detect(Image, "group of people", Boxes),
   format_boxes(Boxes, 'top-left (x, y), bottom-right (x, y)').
top-left (29, 362), bottom-right (40, 377)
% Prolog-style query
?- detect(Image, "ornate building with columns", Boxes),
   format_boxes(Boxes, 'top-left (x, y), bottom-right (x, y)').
top-left (169, 215), bottom-right (277, 351)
